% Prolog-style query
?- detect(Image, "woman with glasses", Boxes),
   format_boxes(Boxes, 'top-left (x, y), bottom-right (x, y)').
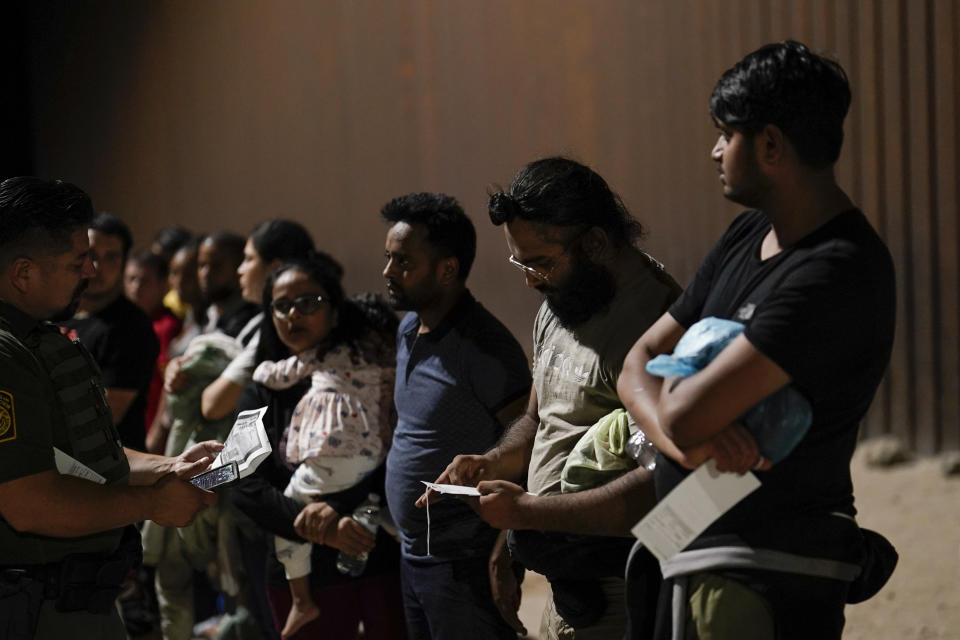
top-left (197, 220), bottom-right (321, 422)
top-left (232, 254), bottom-right (405, 640)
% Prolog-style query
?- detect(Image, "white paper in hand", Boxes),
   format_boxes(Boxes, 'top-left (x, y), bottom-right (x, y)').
top-left (631, 459), bottom-right (760, 564)
top-left (213, 406), bottom-right (271, 479)
top-left (421, 481), bottom-right (481, 496)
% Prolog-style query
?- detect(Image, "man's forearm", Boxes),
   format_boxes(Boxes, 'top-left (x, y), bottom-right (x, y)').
top-left (0, 471), bottom-right (154, 537)
top-left (524, 467), bottom-right (656, 536)
top-left (200, 376), bottom-right (244, 421)
top-left (488, 413), bottom-right (538, 482)
top-left (125, 448), bottom-right (174, 485)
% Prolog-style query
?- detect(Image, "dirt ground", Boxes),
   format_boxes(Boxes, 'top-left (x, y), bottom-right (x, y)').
top-left (843, 451), bottom-right (960, 639)
top-left (517, 450), bottom-right (960, 639)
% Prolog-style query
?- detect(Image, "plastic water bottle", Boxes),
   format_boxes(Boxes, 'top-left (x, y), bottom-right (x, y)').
top-left (626, 429), bottom-right (658, 471)
top-left (336, 493), bottom-right (381, 576)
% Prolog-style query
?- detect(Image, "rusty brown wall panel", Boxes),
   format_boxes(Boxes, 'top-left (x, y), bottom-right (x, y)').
top-left (905, 1), bottom-right (937, 452)
top-left (855, 0), bottom-right (893, 440)
top-left (933, 0), bottom-right (960, 451)
top-left (24, 0), bottom-right (960, 452)
top-left (876, 0), bottom-right (916, 448)
top-left (948, 0), bottom-right (960, 451)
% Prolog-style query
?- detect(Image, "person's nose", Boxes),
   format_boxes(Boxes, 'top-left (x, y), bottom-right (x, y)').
top-left (711, 135), bottom-right (725, 160)
top-left (81, 255), bottom-right (96, 278)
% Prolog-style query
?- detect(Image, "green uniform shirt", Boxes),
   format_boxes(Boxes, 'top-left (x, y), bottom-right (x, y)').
top-left (0, 301), bottom-right (130, 564)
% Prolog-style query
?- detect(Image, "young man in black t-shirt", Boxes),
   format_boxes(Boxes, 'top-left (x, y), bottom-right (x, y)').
top-left (63, 213), bottom-right (159, 453)
top-left (618, 42), bottom-right (896, 639)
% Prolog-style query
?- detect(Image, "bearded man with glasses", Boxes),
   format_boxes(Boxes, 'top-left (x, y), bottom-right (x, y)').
top-left (423, 157), bottom-right (681, 639)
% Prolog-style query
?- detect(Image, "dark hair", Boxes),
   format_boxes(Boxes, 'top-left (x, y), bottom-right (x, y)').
top-left (151, 226), bottom-right (192, 261)
top-left (179, 235), bottom-right (203, 254)
top-left (203, 231), bottom-right (246, 267)
top-left (249, 219), bottom-right (317, 265)
top-left (255, 253), bottom-right (392, 365)
top-left (127, 247), bottom-right (169, 280)
top-left (488, 157), bottom-right (643, 245)
top-left (709, 40), bottom-right (851, 166)
top-left (90, 212), bottom-right (133, 260)
top-left (0, 176), bottom-right (94, 265)
top-left (380, 193), bottom-right (476, 280)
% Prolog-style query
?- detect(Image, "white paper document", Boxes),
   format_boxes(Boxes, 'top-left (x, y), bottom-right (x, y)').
top-left (631, 459), bottom-right (760, 563)
top-left (54, 447), bottom-right (106, 484)
top-left (213, 406), bottom-right (271, 479)
top-left (421, 481), bottom-right (481, 497)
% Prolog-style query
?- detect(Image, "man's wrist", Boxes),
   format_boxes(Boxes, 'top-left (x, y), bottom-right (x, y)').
top-left (483, 450), bottom-right (504, 478)
top-left (133, 484), bottom-right (159, 522)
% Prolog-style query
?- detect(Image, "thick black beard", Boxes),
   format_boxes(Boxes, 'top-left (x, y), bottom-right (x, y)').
top-left (544, 254), bottom-right (616, 329)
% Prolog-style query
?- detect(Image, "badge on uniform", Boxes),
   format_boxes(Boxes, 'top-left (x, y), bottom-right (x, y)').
top-left (0, 389), bottom-right (16, 443)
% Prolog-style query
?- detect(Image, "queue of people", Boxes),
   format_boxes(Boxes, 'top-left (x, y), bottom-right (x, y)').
top-left (0, 41), bottom-right (897, 640)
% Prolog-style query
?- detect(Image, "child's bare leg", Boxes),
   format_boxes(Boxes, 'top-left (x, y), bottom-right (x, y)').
top-left (281, 575), bottom-right (320, 639)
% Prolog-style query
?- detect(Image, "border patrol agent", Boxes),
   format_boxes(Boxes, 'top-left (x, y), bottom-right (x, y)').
top-left (0, 177), bottom-right (221, 640)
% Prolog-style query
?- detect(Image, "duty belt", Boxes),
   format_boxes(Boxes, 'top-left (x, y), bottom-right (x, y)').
top-left (0, 525), bottom-right (142, 614)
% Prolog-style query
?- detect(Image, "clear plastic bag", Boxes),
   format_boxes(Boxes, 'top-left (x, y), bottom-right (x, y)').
top-left (645, 317), bottom-right (812, 463)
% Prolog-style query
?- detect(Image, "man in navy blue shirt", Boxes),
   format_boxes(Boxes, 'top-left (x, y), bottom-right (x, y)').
top-left (382, 193), bottom-right (531, 640)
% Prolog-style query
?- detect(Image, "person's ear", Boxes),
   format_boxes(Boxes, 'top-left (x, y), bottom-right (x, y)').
top-left (580, 227), bottom-right (610, 261)
top-left (9, 257), bottom-right (32, 294)
top-left (437, 256), bottom-right (459, 285)
top-left (756, 124), bottom-right (787, 168)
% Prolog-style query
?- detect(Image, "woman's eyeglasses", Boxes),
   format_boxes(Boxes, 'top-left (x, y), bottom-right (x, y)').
top-left (271, 294), bottom-right (326, 318)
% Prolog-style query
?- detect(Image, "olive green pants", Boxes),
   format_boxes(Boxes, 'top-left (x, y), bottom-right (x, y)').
top-left (540, 577), bottom-right (628, 640)
top-left (685, 572), bottom-right (775, 640)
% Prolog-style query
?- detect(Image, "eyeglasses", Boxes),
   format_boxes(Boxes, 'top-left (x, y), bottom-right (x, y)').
top-left (271, 294), bottom-right (326, 318)
top-left (508, 254), bottom-right (556, 284)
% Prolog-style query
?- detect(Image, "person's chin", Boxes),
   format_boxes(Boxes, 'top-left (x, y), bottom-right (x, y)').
top-left (48, 299), bottom-right (81, 322)
top-left (386, 293), bottom-right (411, 311)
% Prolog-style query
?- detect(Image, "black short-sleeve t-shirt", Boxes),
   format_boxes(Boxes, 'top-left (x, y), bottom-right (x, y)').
top-left (63, 296), bottom-right (159, 452)
top-left (662, 209), bottom-right (895, 557)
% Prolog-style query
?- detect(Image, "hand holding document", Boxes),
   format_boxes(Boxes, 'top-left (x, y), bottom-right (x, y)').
top-left (421, 481), bottom-right (481, 497)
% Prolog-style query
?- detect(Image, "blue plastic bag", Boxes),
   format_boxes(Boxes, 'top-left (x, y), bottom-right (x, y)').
top-left (645, 317), bottom-right (812, 463)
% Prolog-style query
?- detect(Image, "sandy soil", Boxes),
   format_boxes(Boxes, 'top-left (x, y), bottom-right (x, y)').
top-left (844, 452), bottom-right (960, 639)
top-left (517, 451), bottom-right (960, 639)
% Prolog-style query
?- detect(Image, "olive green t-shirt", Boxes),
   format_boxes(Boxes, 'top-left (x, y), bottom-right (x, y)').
top-left (527, 250), bottom-right (681, 496)
top-left (0, 301), bottom-right (129, 564)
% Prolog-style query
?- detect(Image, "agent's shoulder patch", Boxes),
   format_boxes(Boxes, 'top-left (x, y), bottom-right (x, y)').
top-left (0, 390), bottom-right (16, 443)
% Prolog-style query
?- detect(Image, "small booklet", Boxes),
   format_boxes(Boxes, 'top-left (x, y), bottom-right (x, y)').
top-left (212, 406), bottom-right (271, 479)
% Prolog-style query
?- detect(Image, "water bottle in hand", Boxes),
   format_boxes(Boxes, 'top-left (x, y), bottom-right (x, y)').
top-left (336, 493), bottom-right (381, 576)
top-left (626, 429), bottom-right (658, 471)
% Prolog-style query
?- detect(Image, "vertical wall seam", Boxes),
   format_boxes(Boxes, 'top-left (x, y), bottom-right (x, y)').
top-left (873, 0), bottom-right (893, 435)
top-left (897, 0), bottom-right (918, 447)
top-left (924, 0), bottom-right (943, 451)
